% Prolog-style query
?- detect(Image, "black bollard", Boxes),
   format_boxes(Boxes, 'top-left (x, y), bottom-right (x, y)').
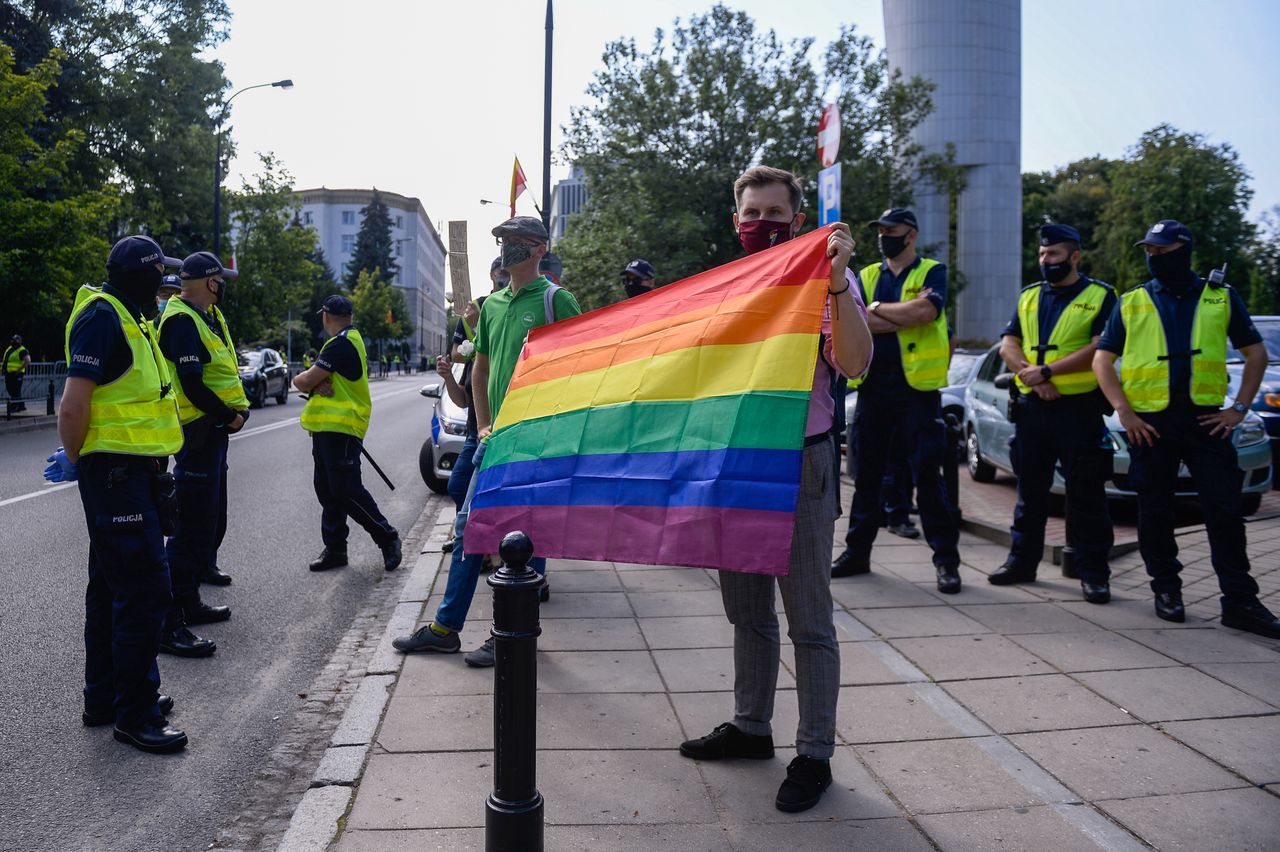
top-left (47, 379), bottom-right (55, 416)
top-left (485, 530), bottom-right (544, 852)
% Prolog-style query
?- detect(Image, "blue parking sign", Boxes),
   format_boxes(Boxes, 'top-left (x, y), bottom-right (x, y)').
top-left (818, 163), bottom-right (841, 226)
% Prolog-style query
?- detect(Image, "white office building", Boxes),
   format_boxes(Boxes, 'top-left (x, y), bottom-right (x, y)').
top-left (549, 165), bottom-right (588, 245)
top-left (297, 187), bottom-right (449, 357)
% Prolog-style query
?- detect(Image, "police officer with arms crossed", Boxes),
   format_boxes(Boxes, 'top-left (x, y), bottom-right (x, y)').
top-left (831, 208), bottom-right (963, 593)
top-left (155, 252), bottom-right (249, 657)
top-left (293, 295), bottom-right (402, 573)
top-left (45, 235), bottom-right (188, 753)
top-left (1093, 220), bottom-right (1280, 637)
top-left (993, 224), bottom-right (1116, 602)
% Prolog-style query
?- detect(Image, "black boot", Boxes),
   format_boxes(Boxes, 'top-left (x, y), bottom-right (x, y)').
top-left (201, 566), bottom-right (233, 586)
top-left (84, 694), bottom-right (174, 727)
top-left (936, 565), bottom-right (962, 595)
top-left (381, 533), bottom-right (403, 571)
top-left (1081, 582), bottom-right (1111, 604)
top-left (988, 561), bottom-right (1036, 585)
top-left (183, 597), bottom-right (231, 625)
top-left (1221, 600), bottom-right (1280, 639)
top-left (832, 550), bottom-right (871, 578)
top-left (113, 718), bottom-right (188, 754)
top-left (1154, 591), bottom-right (1185, 623)
top-left (159, 613), bottom-right (217, 658)
top-left (309, 547), bottom-right (348, 572)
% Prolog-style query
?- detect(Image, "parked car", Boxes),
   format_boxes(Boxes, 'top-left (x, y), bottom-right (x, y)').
top-left (238, 347), bottom-right (290, 408)
top-left (419, 365), bottom-right (468, 494)
top-left (1227, 315), bottom-right (1280, 484)
top-left (963, 344), bottom-right (1272, 514)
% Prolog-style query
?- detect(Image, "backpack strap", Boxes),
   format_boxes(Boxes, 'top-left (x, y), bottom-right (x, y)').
top-left (543, 283), bottom-right (563, 325)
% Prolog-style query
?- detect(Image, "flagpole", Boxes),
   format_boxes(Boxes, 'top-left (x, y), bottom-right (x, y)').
top-left (541, 0), bottom-right (553, 235)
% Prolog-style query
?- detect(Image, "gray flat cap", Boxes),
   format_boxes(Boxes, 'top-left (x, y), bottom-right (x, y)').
top-left (491, 216), bottom-right (548, 242)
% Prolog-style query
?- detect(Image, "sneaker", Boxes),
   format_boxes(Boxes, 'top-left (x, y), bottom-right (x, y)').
top-left (381, 533), bottom-right (403, 571)
top-left (464, 637), bottom-right (496, 668)
top-left (886, 523), bottom-right (921, 540)
top-left (775, 756), bottom-right (832, 813)
top-left (679, 722), bottom-right (774, 761)
top-left (392, 624), bottom-right (461, 653)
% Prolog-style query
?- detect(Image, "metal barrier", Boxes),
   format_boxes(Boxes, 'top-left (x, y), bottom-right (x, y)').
top-left (3, 362), bottom-right (66, 419)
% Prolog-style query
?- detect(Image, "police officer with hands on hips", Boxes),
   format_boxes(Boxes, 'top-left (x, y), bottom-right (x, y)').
top-left (993, 224), bottom-right (1116, 602)
top-left (155, 252), bottom-right (249, 657)
top-left (293, 295), bottom-right (402, 573)
top-left (832, 208), bottom-right (963, 593)
top-left (1093, 219), bottom-right (1280, 638)
top-left (46, 235), bottom-right (188, 754)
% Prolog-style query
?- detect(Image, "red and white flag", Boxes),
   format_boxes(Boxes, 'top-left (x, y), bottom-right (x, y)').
top-left (509, 157), bottom-right (527, 218)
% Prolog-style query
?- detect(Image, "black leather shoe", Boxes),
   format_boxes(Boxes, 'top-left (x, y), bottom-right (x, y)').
top-left (1221, 600), bottom-right (1280, 639)
top-left (160, 624), bottom-right (217, 657)
top-left (539, 582), bottom-right (550, 603)
top-left (775, 756), bottom-right (833, 813)
top-left (184, 600), bottom-right (231, 625)
top-left (1154, 591), bottom-right (1185, 623)
top-left (309, 547), bottom-right (348, 572)
top-left (84, 695), bottom-right (174, 727)
top-left (201, 566), bottom-right (233, 586)
top-left (832, 551), bottom-right (871, 578)
top-left (936, 565), bottom-right (962, 594)
top-left (1081, 582), bottom-right (1111, 605)
top-left (381, 534), bottom-right (403, 571)
top-left (113, 718), bottom-right (188, 754)
top-left (988, 562), bottom-right (1036, 585)
top-left (679, 723), bottom-right (774, 761)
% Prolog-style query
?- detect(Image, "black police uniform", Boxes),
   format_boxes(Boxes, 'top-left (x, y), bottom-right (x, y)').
top-left (999, 275), bottom-right (1117, 587)
top-left (67, 286), bottom-right (176, 737)
top-left (1097, 276), bottom-right (1261, 605)
top-left (3, 340), bottom-right (28, 409)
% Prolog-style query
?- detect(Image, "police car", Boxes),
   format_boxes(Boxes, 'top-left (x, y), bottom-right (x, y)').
top-left (418, 362), bottom-right (468, 494)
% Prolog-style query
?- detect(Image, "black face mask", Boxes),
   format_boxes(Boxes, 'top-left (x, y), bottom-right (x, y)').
top-left (107, 265), bottom-right (164, 315)
top-left (623, 279), bottom-right (652, 299)
top-left (501, 241), bottom-right (536, 269)
top-left (1040, 260), bottom-right (1073, 284)
top-left (878, 233), bottom-right (909, 259)
top-left (209, 278), bottom-right (226, 306)
top-left (1146, 243), bottom-right (1194, 288)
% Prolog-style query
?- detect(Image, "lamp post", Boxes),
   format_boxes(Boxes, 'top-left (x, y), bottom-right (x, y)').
top-left (212, 78), bottom-right (293, 258)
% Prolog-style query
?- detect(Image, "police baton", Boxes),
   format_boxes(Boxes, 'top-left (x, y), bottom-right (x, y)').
top-left (298, 391), bottom-right (396, 491)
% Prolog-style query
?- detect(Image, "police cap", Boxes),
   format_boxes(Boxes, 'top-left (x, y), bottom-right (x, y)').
top-left (107, 235), bottom-right (182, 272)
top-left (180, 251), bottom-right (239, 281)
top-left (622, 259), bottom-right (657, 280)
top-left (318, 295), bottom-right (354, 316)
top-left (867, 208), bottom-right (918, 230)
top-left (1135, 219), bottom-right (1193, 248)
top-left (1039, 224), bottom-right (1081, 246)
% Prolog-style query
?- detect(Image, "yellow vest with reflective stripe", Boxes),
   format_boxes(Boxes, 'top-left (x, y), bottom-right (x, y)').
top-left (63, 286), bottom-right (183, 457)
top-left (851, 259), bottom-right (950, 391)
top-left (1015, 280), bottom-right (1111, 395)
top-left (3, 345), bottom-right (26, 373)
top-left (159, 297), bottom-right (250, 424)
top-left (1119, 284), bottom-right (1230, 412)
top-left (300, 327), bottom-right (371, 439)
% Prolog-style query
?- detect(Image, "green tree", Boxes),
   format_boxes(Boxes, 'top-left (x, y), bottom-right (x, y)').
top-left (346, 190), bottom-right (398, 287)
top-left (0, 45), bottom-right (117, 359)
top-left (557, 4), bottom-right (938, 310)
top-left (1244, 205), bottom-right (1280, 315)
top-left (1096, 124), bottom-right (1255, 291)
top-left (301, 244), bottom-right (341, 350)
top-left (349, 268), bottom-right (413, 363)
top-left (223, 154), bottom-right (323, 346)
top-left (1021, 156), bottom-right (1117, 282)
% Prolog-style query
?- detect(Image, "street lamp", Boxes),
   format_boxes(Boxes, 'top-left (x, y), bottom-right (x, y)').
top-left (212, 78), bottom-right (294, 257)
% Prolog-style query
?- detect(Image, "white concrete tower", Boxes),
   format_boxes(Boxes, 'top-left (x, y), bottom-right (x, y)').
top-left (883, 0), bottom-right (1021, 341)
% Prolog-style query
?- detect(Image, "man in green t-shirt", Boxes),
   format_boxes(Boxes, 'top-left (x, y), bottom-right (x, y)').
top-left (393, 215), bottom-right (581, 667)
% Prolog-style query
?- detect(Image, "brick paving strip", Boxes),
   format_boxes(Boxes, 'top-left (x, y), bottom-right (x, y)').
top-left (285, 492), bottom-right (1280, 851)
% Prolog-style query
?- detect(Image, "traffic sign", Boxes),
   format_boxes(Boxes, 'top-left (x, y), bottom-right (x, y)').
top-left (818, 163), bottom-right (841, 226)
top-left (818, 103), bottom-right (840, 168)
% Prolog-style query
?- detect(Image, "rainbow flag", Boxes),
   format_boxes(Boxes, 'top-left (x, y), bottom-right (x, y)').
top-left (465, 229), bottom-right (833, 575)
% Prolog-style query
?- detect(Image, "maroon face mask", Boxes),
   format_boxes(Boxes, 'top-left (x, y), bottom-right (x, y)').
top-left (737, 218), bottom-right (795, 255)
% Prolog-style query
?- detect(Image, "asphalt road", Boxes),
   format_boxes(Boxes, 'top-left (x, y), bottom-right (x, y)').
top-left (0, 373), bottom-right (441, 851)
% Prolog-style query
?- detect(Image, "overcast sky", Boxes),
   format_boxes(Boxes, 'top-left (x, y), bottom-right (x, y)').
top-left (216, 0), bottom-right (1280, 294)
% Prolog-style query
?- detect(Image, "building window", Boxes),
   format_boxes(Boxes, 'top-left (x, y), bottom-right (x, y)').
top-left (303, 211), bottom-right (314, 225)
top-left (341, 234), bottom-right (355, 253)
top-left (396, 215), bottom-right (403, 228)
top-left (341, 210), bottom-right (355, 226)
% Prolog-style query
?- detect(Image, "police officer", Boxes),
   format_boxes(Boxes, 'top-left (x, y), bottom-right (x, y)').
top-left (1094, 220), bottom-right (1280, 637)
top-left (303, 348), bottom-right (316, 369)
top-left (832, 208), bottom-right (962, 593)
top-left (3, 333), bottom-right (31, 410)
top-left (621, 259), bottom-right (657, 298)
top-left (154, 275), bottom-right (182, 330)
top-left (156, 252), bottom-right (249, 657)
top-left (993, 224), bottom-right (1116, 602)
top-left (45, 235), bottom-right (188, 753)
top-left (293, 295), bottom-right (402, 573)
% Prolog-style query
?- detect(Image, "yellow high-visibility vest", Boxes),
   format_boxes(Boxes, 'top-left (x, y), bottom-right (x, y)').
top-left (158, 297), bottom-right (249, 424)
top-left (63, 286), bottom-right (183, 457)
top-left (1119, 284), bottom-right (1230, 412)
top-left (300, 327), bottom-right (371, 439)
top-left (3, 345), bottom-right (27, 373)
top-left (851, 259), bottom-right (950, 391)
top-left (1015, 280), bottom-right (1112, 395)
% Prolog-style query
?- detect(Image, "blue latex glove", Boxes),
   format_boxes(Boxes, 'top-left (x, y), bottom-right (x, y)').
top-left (44, 448), bottom-right (79, 483)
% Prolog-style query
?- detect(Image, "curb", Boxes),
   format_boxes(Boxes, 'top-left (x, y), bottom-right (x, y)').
top-left (276, 503), bottom-right (453, 852)
top-left (0, 414), bottom-right (57, 435)
top-left (959, 515), bottom-right (1140, 569)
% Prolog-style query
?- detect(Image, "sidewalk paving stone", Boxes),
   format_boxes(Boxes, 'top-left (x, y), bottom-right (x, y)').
top-left (668, 688), bottom-right (800, 747)
top-left (889, 634), bottom-right (1054, 681)
top-left (1119, 627), bottom-right (1280, 665)
top-left (1008, 629), bottom-right (1179, 672)
top-left (1007, 725), bottom-right (1246, 800)
top-left (548, 569), bottom-right (625, 593)
top-left (915, 805), bottom-right (1109, 852)
top-left (653, 646), bottom-right (796, 694)
top-left (940, 674), bottom-right (1137, 734)
top-left (618, 567), bottom-right (719, 592)
top-left (639, 614), bottom-right (741, 649)
top-left (337, 827), bottom-right (484, 851)
top-left (1055, 598), bottom-right (1211, 630)
top-left (1096, 787), bottom-right (1280, 852)
top-left (628, 589), bottom-right (729, 617)
top-left (536, 650), bottom-right (665, 693)
top-left (397, 654), bottom-right (493, 697)
top-left (829, 574), bottom-right (946, 610)
top-left (851, 605), bottom-right (989, 639)
top-left (539, 750), bottom-right (716, 825)
top-left (725, 818), bottom-right (933, 852)
top-left (537, 617), bottom-right (647, 651)
top-left (1074, 666), bottom-right (1275, 722)
top-left (855, 737), bottom-right (1044, 814)
top-left (1160, 715), bottom-right (1280, 785)
top-left (952, 602), bottom-right (1101, 635)
top-left (834, 684), bottom-right (971, 743)
top-left (1193, 661), bottom-right (1280, 706)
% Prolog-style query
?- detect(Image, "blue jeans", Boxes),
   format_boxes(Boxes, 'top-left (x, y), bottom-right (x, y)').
top-left (447, 432), bottom-right (479, 509)
top-left (435, 440), bottom-right (545, 633)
